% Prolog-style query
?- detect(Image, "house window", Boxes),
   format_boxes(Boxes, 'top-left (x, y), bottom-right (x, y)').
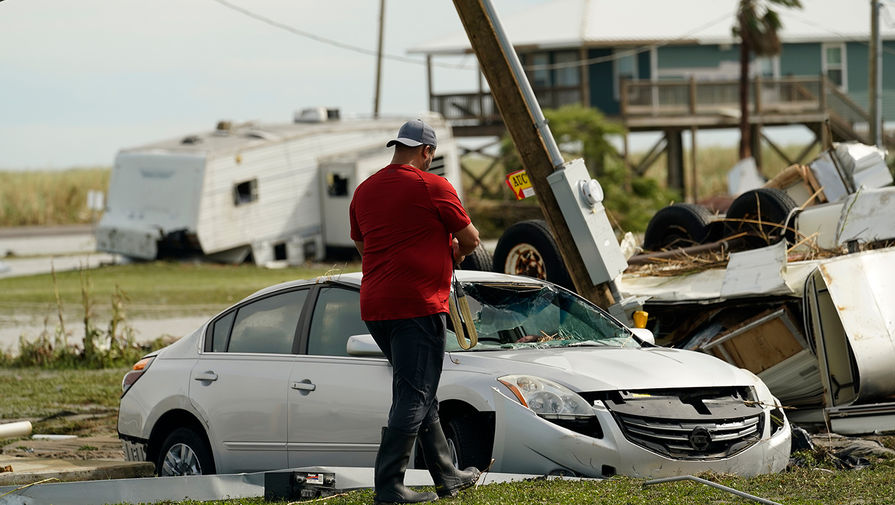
top-left (554, 51), bottom-right (580, 87)
top-left (614, 50), bottom-right (638, 100)
top-left (233, 178), bottom-right (258, 206)
top-left (823, 43), bottom-right (847, 90)
top-left (530, 53), bottom-right (551, 87)
top-left (754, 56), bottom-right (779, 78)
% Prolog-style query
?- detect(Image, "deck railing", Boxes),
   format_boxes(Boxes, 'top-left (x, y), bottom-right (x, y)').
top-left (620, 76), bottom-right (829, 117)
top-left (429, 76), bottom-right (868, 135)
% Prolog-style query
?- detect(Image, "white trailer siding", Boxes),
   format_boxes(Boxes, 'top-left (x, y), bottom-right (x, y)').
top-left (97, 115), bottom-right (462, 263)
top-left (195, 125), bottom-right (400, 255)
top-left (96, 152), bottom-right (205, 259)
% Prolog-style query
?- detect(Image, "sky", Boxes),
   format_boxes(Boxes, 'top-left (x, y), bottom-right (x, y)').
top-left (0, 0), bottom-right (546, 170)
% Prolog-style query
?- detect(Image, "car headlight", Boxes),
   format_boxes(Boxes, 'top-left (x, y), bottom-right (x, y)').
top-left (498, 375), bottom-right (593, 418)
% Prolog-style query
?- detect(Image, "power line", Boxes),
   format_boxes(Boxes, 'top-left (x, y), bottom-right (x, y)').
top-left (210, 0), bottom-right (735, 73)
top-left (209, 0), bottom-right (432, 65)
top-left (788, 10), bottom-right (895, 57)
top-left (210, 0), bottom-right (893, 75)
top-left (525, 8), bottom-right (737, 71)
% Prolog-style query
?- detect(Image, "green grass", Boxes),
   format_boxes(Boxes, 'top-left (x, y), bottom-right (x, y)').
top-left (0, 261), bottom-right (361, 318)
top-left (105, 465), bottom-right (895, 505)
top-left (0, 367), bottom-right (127, 435)
top-left (4, 348), bottom-right (895, 504)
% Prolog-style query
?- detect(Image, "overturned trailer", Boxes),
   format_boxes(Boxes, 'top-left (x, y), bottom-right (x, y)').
top-left (96, 110), bottom-right (462, 265)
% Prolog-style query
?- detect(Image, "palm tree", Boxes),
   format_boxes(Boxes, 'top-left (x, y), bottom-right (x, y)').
top-left (734, 0), bottom-right (802, 162)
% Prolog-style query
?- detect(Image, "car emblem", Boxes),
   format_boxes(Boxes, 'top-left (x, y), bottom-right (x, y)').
top-left (689, 426), bottom-right (712, 452)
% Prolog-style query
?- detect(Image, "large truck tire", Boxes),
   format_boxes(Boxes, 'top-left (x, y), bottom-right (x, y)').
top-left (459, 243), bottom-right (493, 272)
top-left (492, 220), bottom-right (573, 290)
top-left (724, 188), bottom-right (797, 248)
top-left (642, 203), bottom-right (714, 251)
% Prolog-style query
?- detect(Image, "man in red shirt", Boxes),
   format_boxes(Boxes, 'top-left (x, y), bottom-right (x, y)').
top-left (350, 119), bottom-right (481, 504)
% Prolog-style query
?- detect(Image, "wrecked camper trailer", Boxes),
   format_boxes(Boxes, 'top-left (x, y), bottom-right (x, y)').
top-left (95, 110), bottom-right (462, 265)
top-left (620, 142), bottom-right (895, 434)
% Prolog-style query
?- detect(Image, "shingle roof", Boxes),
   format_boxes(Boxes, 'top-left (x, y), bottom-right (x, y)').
top-left (412, 0), bottom-right (895, 55)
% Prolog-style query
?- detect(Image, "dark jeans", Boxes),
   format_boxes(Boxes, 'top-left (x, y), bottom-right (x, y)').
top-left (366, 313), bottom-right (446, 434)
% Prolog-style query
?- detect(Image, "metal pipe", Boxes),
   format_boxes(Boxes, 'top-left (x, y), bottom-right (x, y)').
top-left (480, 0), bottom-right (565, 169)
top-left (869, 0), bottom-right (883, 147)
top-left (644, 475), bottom-right (782, 505)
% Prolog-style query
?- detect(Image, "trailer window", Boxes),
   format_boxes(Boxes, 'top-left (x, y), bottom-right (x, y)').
top-left (234, 178), bottom-right (258, 206)
top-left (326, 172), bottom-right (349, 197)
top-left (429, 156), bottom-right (446, 177)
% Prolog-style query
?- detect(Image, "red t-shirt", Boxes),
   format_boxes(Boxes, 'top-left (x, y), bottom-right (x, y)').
top-left (349, 164), bottom-right (471, 321)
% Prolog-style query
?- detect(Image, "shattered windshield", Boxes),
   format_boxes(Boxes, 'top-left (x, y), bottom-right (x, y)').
top-left (446, 282), bottom-right (638, 352)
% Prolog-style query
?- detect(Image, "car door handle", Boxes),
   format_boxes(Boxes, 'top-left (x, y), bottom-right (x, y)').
top-left (194, 371), bottom-right (218, 382)
top-left (291, 380), bottom-right (316, 392)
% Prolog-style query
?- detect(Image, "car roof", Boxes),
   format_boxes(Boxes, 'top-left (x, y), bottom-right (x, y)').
top-left (242, 270), bottom-right (546, 304)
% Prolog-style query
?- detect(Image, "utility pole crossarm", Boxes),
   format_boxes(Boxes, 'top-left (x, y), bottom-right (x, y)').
top-left (452, 0), bottom-right (615, 308)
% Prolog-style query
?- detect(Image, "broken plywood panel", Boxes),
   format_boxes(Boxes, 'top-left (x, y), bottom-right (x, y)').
top-left (764, 164), bottom-right (827, 207)
top-left (701, 307), bottom-right (806, 374)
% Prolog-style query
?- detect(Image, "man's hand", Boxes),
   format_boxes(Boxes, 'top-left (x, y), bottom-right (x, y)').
top-left (452, 238), bottom-right (465, 265)
top-left (452, 222), bottom-right (480, 265)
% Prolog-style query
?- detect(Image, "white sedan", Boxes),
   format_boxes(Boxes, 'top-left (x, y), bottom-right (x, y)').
top-left (118, 271), bottom-right (791, 478)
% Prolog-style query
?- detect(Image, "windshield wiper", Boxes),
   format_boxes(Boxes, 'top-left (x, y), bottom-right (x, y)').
top-left (565, 341), bottom-right (611, 347)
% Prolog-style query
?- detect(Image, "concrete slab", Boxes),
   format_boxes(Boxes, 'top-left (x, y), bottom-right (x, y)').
top-left (0, 456), bottom-right (154, 486)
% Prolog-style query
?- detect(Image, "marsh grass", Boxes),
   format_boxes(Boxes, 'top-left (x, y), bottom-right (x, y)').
top-left (0, 167), bottom-right (109, 227)
top-left (0, 261), bottom-right (359, 315)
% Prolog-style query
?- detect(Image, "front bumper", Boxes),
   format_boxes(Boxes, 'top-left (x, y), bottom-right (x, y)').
top-left (121, 436), bottom-right (149, 463)
top-left (491, 389), bottom-right (790, 478)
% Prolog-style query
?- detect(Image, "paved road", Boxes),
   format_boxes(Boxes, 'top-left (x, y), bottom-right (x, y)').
top-left (0, 224), bottom-right (113, 279)
top-left (0, 225), bottom-right (209, 354)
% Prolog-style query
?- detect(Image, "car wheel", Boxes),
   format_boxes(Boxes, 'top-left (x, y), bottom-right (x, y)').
top-left (724, 188), bottom-right (797, 249)
top-left (492, 220), bottom-right (573, 290)
top-left (642, 203), bottom-right (714, 251)
top-left (156, 427), bottom-right (215, 476)
top-left (459, 243), bottom-right (493, 272)
top-left (443, 416), bottom-right (492, 471)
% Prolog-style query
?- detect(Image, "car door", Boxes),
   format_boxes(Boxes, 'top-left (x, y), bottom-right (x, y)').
top-left (189, 287), bottom-right (310, 473)
top-left (287, 284), bottom-right (392, 468)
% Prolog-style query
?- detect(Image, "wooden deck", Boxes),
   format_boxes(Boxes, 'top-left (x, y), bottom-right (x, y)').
top-left (430, 76), bottom-right (870, 143)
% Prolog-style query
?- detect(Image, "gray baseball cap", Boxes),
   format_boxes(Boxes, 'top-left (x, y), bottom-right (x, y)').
top-left (386, 119), bottom-right (437, 148)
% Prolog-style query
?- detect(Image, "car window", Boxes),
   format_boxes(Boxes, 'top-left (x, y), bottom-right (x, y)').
top-left (224, 289), bottom-right (308, 354)
top-left (446, 282), bottom-right (636, 351)
top-left (210, 311), bottom-right (235, 352)
top-left (307, 287), bottom-right (366, 357)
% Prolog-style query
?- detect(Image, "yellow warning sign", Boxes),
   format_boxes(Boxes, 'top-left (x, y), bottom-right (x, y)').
top-left (505, 169), bottom-right (535, 200)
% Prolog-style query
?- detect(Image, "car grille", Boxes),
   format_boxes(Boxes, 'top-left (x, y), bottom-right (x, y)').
top-left (584, 387), bottom-right (766, 460)
top-left (612, 412), bottom-right (763, 459)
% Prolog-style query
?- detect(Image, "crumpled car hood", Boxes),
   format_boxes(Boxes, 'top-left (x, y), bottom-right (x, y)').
top-left (448, 346), bottom-right (752, 391)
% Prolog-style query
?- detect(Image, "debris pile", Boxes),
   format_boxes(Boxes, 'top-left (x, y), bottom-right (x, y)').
top-left (622, 142), bottom-right (895, 434)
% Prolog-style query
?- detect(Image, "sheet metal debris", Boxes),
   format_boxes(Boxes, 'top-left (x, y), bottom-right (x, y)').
top-left (623, 142), bottom-right (895, 434)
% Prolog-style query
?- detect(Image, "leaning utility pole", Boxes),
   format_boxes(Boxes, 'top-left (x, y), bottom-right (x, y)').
top-left (373, 0), bottom-right (386, 118)
top-left (453, 0), bottom-right (616, 308)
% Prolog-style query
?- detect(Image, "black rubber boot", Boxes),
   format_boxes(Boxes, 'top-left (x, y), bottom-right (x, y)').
top-left (374, 427), bottom-right (438, 504)
top-left (418, 421), bottom-right (482, 498)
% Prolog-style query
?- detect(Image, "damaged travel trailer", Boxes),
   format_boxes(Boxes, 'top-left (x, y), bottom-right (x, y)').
top-left (95, 110), bottom-right (462, 265)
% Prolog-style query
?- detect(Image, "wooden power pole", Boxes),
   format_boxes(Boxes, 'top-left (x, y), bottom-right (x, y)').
top-left (453, 0), bottom-right (616, 308)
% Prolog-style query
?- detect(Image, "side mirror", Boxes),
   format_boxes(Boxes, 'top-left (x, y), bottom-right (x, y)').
top-left (630, 327), bottom-right (655, 346)
top-left (346, 334), bottom-right (385, 357)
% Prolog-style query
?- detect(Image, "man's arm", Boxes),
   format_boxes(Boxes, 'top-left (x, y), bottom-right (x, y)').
top-left (452, 222), bottom-right (480, 263)
top-left (354, 240), bottom-right (364, 257)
